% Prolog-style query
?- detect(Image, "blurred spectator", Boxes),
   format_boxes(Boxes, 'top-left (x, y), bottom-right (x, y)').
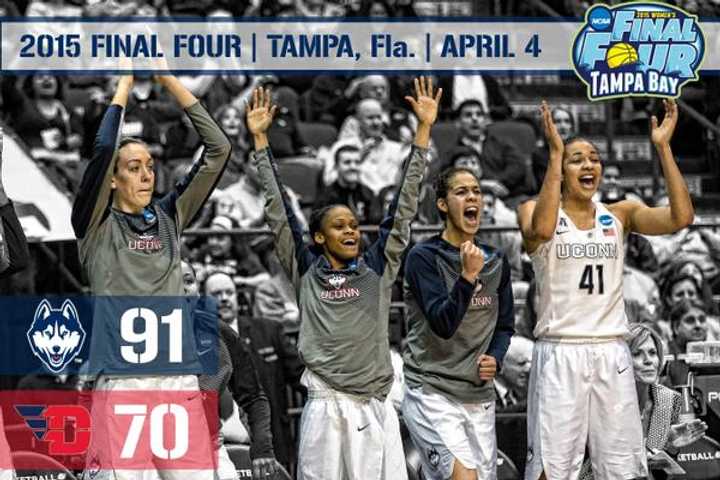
top-left (580, 322), bottom-right (708, 480)
top-left (2, 74), bottom-right (83, 191)
top-left (2, 75), bottom-right (81, 152)
top-left (438, 75), bottom-right (512, 121)
top-left (123, 77), bottom-right (183, 159)
top-left (313, 143), bottom-right (381, 225)
top-left (252, 249), bottom-right (300, 330)
top-left (298, 75), bottom-right (349, 126)
top-left (661, 260), bottom-right (718, 316)
top-left (516, 279), bottom-right (538, 340)
top-left (164, 0), bottom-right (222, 15)
top-left (191, 215), bottom-right (271, 292)
top-left (623, 264), bottom-right (660, 323)
top-left (323, 98), bottom-right (407, 194)
top-left (223, 151), bottom-right (308, 229)
top-left (645, 197), bottom-right (720, 285)
top-left (666, 299), bottom-right (710, 387)
top-left (0, 0), bottom-right (20, 15)
top-left (26, 0), bottom-right (81, 15)
top-left (341, 75), bottom-right (416, 144)
top-left (452, 99), bottom-right (526, 199)
top-left (594, 161), bottom-right (644, 204)
top-left (83, 0), bottom-right (146, 16)
top-left (680, 0), bottom-right (720, 17)
top-left (164, 110), bottom-right (202, 162)
top-left (205, 272), bottom-right (303, 471)
top-left (531, 105), bottom-right (576, 193)
top-left (358, 0), bottom-right (394, 16)
top-left (625, 232), bottom-right (659, 274)
top-left (79, 76), bottom-right (114, 159)
top-left (657, 271), bottom-right (719, 345)
top-left (476, 181), bottom-right (524, 282)
top-left (267, 86), bottom-right (312, 158)
top-left (195, 104), bottom-right (249, 190)
top-left (295, 0), bottom-right (345, 16)
top-left (494, 335), bottom-right (533, 412)
top-left (179, 74), bottom-right (250, 117)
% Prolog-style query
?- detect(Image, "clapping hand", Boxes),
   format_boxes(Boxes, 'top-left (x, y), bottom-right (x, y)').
top-left (651, 99), bottom-right (678, 148)
top-left (540, 101), bottom-right (563, 159)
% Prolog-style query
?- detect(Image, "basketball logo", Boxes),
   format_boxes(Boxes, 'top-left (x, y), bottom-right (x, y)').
top-left (605, 43), bottom-right (638, 69)
top-left (571, 2), bottom-right (705, 100)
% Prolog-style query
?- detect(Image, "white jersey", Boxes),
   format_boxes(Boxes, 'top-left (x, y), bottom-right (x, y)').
top-left (531, 203), bottom-right (627, 339)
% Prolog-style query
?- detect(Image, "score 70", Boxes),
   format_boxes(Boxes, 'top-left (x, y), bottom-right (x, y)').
top-left (96, 391), bottom-right (218, 469)
top-left (120, 308), bottom-right (183, 364)
top-left (115, 403), bottom-right (188, 460)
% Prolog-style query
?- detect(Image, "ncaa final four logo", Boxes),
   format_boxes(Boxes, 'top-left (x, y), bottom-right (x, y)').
top-left (571, 2), bottom-right (705, 101)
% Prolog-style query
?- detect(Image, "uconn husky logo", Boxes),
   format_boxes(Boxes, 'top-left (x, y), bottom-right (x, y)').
top-left (27, 300), bottom-right (86, 373)
top-left (322, 274), bottom-right (360, 300)
top-left (328, 274), bottom-right (346, 290)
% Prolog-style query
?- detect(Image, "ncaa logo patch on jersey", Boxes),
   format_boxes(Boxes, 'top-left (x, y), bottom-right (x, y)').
top-left (556, 217), bottom-right (570, 234)
top-left (599, 214), bottom-right (614, 227)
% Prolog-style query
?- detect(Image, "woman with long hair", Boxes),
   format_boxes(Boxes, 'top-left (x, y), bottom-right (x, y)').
top-left (518, 99), bottom-right (694, 479)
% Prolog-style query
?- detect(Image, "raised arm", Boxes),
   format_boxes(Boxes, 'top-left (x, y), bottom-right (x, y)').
top-left (518, 101), bottom-right (564, 254)
top-left (367, 77), bottom-right (440, 279)
top-left (0, 129), bottom-right (30, 277)
top-left (248, 88), bottom-right (314, 287)
top-left (157, 75), bottom-right (231, 230)
top-left (71, 75), bottom-right (133, 238)
top-left (610, 99), bottom-right (694, 235)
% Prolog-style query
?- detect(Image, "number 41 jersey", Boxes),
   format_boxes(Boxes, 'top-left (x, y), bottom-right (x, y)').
top-left (531, 202), bottom-right (628, 339)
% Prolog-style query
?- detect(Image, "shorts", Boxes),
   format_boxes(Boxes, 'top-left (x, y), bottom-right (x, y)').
top-left (85, 375), bottom-right (214, 480)
top-left (525, 339), bottom-right (647, 480)
top-left (402, 385), bottom-right (496, 480)
top-left (297, 369), bottom-right (408, 480)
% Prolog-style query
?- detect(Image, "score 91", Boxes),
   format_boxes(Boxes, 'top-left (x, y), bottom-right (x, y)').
top-left (120, 308), bottom-right (183, 364)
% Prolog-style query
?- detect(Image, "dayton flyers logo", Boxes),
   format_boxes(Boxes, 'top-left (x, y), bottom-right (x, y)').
top-left (14, 404), bottom-right (91, 455)
top-left (572, 2), bottom-right (705, 100)
top-left (26, 299), bottom-right (86, 373)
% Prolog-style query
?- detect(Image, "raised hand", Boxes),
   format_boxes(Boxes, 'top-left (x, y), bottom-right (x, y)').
top-left (405, 76), bottom-right (442, 127)
top-left (541, 101), bottom-right (563, 158)
top-left (651, 99), bottom-right (678, 147)
top-left (246, 87), bottom-right (277, 136)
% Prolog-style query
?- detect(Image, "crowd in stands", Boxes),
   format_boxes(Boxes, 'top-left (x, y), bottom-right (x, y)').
top-left (2, 0), bottom-right (720, 475)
